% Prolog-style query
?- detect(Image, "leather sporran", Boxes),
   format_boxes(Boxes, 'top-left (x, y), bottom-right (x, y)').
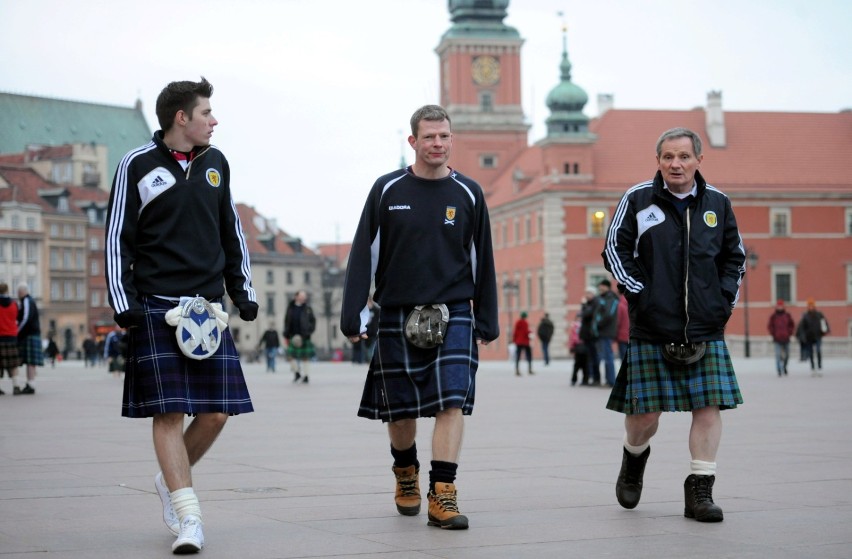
top-left (661, 342), bottom-right (706, 365)
top-left (404, 304), bottom-right (449, 349)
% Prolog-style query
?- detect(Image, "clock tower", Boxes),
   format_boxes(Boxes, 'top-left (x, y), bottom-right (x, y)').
top-left (436, 0), bottom-right (529, 188)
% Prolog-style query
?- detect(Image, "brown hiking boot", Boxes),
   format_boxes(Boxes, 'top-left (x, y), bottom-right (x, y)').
top-left (392, 465), bottom-right (421, 516)
top-left (427, 482), bottom-right (469, 529)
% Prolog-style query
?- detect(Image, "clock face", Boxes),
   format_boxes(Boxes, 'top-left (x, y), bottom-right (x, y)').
top-left (472, 55), bottom-right (500, 86)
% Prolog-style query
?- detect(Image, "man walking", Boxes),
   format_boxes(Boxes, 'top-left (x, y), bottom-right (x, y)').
top-left (767, 299), bottom-right (794, 376)
top-left (341, 105), bottom-right (498, 530)
top-left (603, 127), bottom-right (745, 522)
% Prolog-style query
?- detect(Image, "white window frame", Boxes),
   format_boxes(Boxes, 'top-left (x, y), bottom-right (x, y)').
top-left (770, 207), bottom-right (791, 237)
top-left (771, 264), bottom-right (797, 305)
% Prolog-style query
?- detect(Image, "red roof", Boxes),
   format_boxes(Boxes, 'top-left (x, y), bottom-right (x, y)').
top-left (235, 203), bottom-right (319, 256)
top-left (487, 108), bottom-right (852, 205)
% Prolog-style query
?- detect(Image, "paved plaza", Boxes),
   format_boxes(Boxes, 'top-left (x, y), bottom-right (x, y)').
top-left (1, 353), bottom-right (850, 558)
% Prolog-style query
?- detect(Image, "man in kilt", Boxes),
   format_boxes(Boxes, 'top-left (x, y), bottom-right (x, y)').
top-left (283, 290), bottom-right (316, 383)
top-left (105, 77), bottom-right (258, 553)
top-left (341, 105), bottom-right (499, 530)
top-left (16, 283), bottom-right (42, 395)
top-left (0, 283), bottom-right (22, 395)
top-left (602, 127), bottom-right (745, 523)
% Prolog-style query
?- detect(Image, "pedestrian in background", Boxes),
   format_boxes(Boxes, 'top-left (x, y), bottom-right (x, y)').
top-left (0, 282), bottom-right (21, 395)
top-left (284, 290), bottom-right (317, 383)
top-left (579, 287), bottom-right (600, 385)
top-left (258, 323), bottom-right (281, 373)
top-left (616, 291), bottom-right (630, 362)
top-left (798, 298), bottom-right (829, 375)
top-left (593, 279), bottom-right (619, 386)
top-left (536, 313), bottom-right (554, 366)
top-left (513, 312), bottom-right (534, 376)
top-left (16, 283), bottom-right (41, 395)
top-left (568, 312), bottom-right (587, 386)
top-left (767, 299), bottom-right (794, 376)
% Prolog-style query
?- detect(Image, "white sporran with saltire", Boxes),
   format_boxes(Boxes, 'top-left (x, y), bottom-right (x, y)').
top-left (164, 296), bottom-right (230, 360)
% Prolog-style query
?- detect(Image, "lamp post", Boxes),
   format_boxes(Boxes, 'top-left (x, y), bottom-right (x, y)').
top-left (743, 247), bottom-right (759, 358)
top-left (502, 280), bottom-right (519, 341)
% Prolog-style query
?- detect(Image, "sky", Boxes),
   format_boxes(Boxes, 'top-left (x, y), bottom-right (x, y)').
top-left (1, 0), bottom-right (850, 248)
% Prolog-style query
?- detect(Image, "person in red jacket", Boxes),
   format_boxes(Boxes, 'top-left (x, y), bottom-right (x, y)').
top-left (767, 299), bottom-right (795, 376)
top-left (0, 282), bottom-right (21, 395)
top-left (513, 312), bottom-right (533, 376)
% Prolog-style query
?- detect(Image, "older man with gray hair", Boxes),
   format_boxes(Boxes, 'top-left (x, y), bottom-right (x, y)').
top-left (16, 283), bottom-right (42, 395)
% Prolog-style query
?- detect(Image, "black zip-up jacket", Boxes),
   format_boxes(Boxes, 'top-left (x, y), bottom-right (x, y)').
top-left (16, 293), bottom-right (40, 337)
top-left (105, 132), bottom-right (256, 316)
top-left (602, 170), bottom-right (745, 343)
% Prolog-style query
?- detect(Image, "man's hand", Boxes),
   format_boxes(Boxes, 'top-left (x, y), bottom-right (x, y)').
top-left (348, 333), bottom-right (368, 343)
top-left (114, 310), bottom-right (144, 328)
top-left (238, 302), bottom-right (259, 321)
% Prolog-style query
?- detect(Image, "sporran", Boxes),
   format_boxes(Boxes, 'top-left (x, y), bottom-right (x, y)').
top-left (661, 342), bottom-right (707, 365)
top-left (404, 304), bottom-right (450, 349)
top-left (164, 296), bottom-right (229, 360)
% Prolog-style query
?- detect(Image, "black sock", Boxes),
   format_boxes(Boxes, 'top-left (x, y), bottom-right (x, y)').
top-left (429, 460), bottom-right (458, 493)
top-left (390, 442), bottom-right (419, 470)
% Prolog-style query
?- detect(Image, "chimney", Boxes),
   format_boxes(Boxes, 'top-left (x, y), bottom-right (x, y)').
top-left (706, 91), bottom-right (726, 148)
top-left (597, 93), bottom-right (614, 117)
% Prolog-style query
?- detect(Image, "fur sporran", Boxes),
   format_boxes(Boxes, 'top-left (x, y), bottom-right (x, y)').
top-left (404, 304), bottom-right (449, 349)
top-left (164, 296), bottom-right (229, 360)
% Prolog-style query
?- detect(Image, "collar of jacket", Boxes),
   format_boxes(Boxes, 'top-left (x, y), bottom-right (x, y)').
top-left (652, 169), bottom-right (707, 202)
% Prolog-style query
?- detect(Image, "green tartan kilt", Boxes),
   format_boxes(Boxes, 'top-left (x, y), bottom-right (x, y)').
top-left (607, 339), bottom-right (743, 414)
top-left (287, 338), bottom-right (315, 359)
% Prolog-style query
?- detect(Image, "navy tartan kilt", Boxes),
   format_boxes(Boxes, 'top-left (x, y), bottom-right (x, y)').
top-left (0, 338), bottom-right (20, 370)
top-left (606, 339), bottom-right (743, 414)
top-left (122, 296), bottom-right (253, 418)
top-left (359, 301), bottom-right (478, 422)
top-left (17, 335), bottom-right (43, 366)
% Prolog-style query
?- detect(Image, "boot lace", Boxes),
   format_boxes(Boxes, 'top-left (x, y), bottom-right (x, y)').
top-left (433, 489), bottom-right (459, 513)
top-left (397, 474), bottom-right (418, 497)
top-left (692, 476), bottom-right (714, 504)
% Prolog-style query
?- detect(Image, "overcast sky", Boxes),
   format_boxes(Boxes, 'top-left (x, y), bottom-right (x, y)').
top-left (2, 0), bottom-right (850, 247)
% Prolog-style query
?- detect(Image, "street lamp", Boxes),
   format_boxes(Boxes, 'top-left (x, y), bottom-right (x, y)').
top-left (502, 280), bottom-right (519, 340)
top-left (743, 247), bottom-right (759, 358)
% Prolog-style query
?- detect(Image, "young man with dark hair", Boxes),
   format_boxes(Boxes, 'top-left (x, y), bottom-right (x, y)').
top-left (106, 76), bottom-right (258, 553)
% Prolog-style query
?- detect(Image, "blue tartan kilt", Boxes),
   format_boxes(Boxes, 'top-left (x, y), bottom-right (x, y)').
top-left (122, 296), bottom-right (254, 418)
top-left (606, 339), bottom-right (743, 414)
top-left (359, 301), bottom-right (478, 422)
top-left (17, 335), bottom-right (44, 366)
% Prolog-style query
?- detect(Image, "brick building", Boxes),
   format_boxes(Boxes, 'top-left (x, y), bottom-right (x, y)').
top-left (437, 0), bottom-right (852, 360)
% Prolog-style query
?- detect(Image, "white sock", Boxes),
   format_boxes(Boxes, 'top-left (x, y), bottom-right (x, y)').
top-left (170, 487), bottom-right (202, 522)
top-left (623, 434), bottom-right (649, 456)
top-left (690, 459), bottom-right (716, 476)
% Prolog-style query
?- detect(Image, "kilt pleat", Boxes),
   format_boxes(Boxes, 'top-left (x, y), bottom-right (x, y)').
top-left (122, 296), bottom-right (253, 418)
top-left (359, 301), bottom-right (478, 422)
top-left (17, 335), bottom-right (43, 366)
top-left (0, 338), bottom-right (20, 369)
top-left (607, 339), bottom-right (743, 414)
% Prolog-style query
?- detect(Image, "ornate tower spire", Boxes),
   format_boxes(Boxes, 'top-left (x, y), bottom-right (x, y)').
top-left (544, 18), bottom-right (591, 138)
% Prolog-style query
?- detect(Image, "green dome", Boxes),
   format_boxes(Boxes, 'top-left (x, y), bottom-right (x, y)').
top-left (545, 54), bottom-right (588, 112)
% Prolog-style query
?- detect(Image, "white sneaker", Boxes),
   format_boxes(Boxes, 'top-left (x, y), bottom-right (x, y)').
top-left (154, 472), bottom-right (180, 536)
top-left (172, 514), bottom-right (204, 554)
